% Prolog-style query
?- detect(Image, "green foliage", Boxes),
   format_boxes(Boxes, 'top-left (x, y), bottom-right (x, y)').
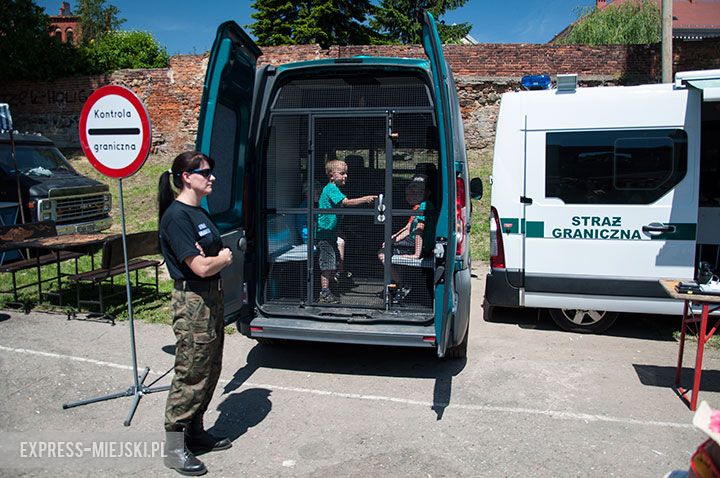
top-left (0, 0), bottom-right (85, 80)
top-left (557, 0), bottom-right (661, 45)
top-left (249, 0), bottom-right (470, 46)
top-left (250, 0), bottom-right (378, 48)
top-left (74, 0), bottom-right (125, 43)
top-left (2, 1), bottom-right (164, 79)
top-left (82, 31), bottom-right (169, 73)
top-left (370, 0), bottom-right (471, 45)
top-left (467, 149), bottom-right (492, 262)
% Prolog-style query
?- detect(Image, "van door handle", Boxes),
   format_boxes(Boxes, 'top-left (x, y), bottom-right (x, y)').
top-left (642, 223), bottom-right (676, 235)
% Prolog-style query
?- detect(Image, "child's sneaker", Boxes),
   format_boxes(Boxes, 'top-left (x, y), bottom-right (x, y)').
top-left (318, 289), bottom-right (340, 304)
top-left (391, 287), bottom-right (411, 305)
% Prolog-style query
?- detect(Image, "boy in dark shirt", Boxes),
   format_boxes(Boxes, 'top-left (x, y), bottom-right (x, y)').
top-left (378, 174), bottom-right (436, 303)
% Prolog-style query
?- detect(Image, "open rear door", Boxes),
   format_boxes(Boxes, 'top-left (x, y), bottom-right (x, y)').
top-left (196, 21), bottom-right (261, 322)
top-left (421, 12), bottom-right (457, 357)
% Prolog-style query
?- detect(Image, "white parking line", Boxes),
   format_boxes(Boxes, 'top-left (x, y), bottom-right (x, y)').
top-left (0, 344), bottom-right (694, 430)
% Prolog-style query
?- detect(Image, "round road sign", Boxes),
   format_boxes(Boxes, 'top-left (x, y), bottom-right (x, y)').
top-left (79, 85), bottom-right (151, 178)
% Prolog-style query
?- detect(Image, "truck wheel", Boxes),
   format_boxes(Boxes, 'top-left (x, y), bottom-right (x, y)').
top-left (445, 323), bottom-right (469, 359)
top-left (548, 308), bottom-right (619, 334)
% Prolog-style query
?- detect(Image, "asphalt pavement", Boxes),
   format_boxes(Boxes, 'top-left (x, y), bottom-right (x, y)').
top-left (1, 266), bottom-right (719, 477)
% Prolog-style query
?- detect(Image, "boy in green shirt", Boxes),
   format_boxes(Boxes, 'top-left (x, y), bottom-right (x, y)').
top-left (317, 159), bottom-right (377, 304)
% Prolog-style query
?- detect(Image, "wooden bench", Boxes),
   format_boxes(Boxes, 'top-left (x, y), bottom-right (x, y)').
top-left (0, 221), bottom-right (82, 304)
top-left (69, 231), bottom-right (161, 314)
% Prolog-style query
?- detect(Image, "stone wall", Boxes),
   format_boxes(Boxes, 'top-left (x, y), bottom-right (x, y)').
top-left (2, 39), bottom-right (719, 151)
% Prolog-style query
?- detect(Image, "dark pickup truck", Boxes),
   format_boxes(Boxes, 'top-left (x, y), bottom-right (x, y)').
top-left (0, 132), bottom-right (112, 234)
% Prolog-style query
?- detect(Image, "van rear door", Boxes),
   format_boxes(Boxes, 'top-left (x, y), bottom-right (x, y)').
top-left (421, 11), bottom-right (457, 356)
top-left (196, 21), bottom-right (261, 322)
top-left (522, 87), bottom-right (699, 313)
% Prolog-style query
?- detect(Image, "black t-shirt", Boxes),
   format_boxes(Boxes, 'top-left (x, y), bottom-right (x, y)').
top-left (159, 200), bottom-right (223, 281)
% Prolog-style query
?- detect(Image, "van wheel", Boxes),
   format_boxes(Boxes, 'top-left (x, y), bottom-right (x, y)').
top-left (548, 308), bottom-right (619, 334)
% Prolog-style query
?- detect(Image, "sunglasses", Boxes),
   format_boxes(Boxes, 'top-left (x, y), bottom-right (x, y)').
top-left (188, 168), bottom-right (213, 178)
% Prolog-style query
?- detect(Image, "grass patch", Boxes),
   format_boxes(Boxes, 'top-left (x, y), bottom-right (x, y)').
top-left (64, 149), bottom-right (173, 234)
top-left (2, 150), bottom-right (175, 323)
top-left (467, 148), bottom-right (493, 263)
top-left (673, 330), bottom-right (720, 349)
top-left (0, 253), bottom-right (173, 324)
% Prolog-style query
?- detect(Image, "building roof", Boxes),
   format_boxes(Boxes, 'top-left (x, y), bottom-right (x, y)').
top-left (552, 0), bottom-right (720, 42)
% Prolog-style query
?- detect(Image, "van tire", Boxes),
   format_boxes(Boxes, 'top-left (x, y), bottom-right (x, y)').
top-left (445, 323), bottom-right (469, 359)
top-left (548, 308), bottom-right (619, 334)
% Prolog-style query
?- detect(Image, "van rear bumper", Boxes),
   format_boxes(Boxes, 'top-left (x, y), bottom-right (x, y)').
top-left (248, 316), bottom-right (436, 348)
top-left (485, 268), bottom-right (521, 307)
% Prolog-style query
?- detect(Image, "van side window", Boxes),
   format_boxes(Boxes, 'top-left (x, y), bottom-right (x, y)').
top-left (545, 129), bottom-right (687, 204)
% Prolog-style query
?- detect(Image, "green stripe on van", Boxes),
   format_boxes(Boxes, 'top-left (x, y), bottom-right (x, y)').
top-left (499, 218), bottom-right (519, 234)
top-left (649, 223), bottom-right (697, 241)
top-left (496, 218), bottom-right (695, 240)
top-left (525, 221), bottom-right (544, 238)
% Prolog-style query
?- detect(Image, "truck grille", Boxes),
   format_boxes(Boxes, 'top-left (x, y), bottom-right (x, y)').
top-left (55, 194), bottom-right (107, 224)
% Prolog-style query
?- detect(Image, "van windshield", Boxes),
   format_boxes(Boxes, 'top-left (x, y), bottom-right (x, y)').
top-left (0, 144), bottom-right (76, 177)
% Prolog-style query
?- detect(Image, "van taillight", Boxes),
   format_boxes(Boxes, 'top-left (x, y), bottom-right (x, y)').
top-left (489, 206), bottom-right (506, 269)
top-left (455, 176), bottom-right (466, 256)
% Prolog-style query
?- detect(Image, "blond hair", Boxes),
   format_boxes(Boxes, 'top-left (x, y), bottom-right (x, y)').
top-left (325, 159), bottom-right (347, 178)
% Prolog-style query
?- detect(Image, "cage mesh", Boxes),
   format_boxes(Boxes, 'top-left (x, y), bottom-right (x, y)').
top-left (274, 76), bottom-right (431, 110)
top-left (263, 92), bottom-right (437, 311)
top-left (265, 115), bottom-right (308, 210)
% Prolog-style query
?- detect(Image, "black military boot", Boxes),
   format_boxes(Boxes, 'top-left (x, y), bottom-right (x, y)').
top-left (164, 429), bottom-right (207, 476)
top-left (186, 415), bottom-right (232, 453)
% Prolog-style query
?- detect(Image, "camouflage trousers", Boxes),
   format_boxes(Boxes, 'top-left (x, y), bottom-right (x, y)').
top-left (164, 287), bottom-right (224, 432)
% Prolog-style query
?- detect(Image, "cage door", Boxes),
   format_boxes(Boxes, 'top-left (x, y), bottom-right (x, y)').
top-left (309, 114), bottom-right (392, 308)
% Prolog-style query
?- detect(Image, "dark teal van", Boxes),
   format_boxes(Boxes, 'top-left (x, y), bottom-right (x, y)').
top-left (195, 12), bottom-right (474, 358)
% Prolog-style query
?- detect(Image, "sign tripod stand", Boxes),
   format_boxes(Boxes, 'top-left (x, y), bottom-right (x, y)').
top-left (62, 85), bottom-right (169, 426)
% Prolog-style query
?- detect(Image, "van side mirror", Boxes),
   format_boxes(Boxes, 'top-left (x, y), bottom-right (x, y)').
top-left (470, 177), bottom-right (483, 200)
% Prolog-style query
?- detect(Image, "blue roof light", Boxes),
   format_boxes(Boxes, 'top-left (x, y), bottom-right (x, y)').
top-left (521, 74), bottom-right (552, 91)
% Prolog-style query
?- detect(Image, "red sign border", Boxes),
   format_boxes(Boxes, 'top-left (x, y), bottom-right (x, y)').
top-left (79, 85), bottom-right (151, 178)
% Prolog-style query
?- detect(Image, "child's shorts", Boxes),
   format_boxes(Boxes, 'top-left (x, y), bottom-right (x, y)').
top-left (318, 240), bottom-right (339, 271)
top-left (391, 237), bottom-right (415, 256)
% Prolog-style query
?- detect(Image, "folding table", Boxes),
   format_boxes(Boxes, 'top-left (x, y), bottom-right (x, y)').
top-left (660, 279), bottom-right (720, 411)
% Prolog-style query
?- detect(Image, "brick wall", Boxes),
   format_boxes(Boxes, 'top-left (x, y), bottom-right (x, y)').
top-left (2, 39), bottom-right (719, 151)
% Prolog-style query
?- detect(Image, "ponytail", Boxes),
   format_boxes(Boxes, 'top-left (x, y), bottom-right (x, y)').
top-left (157, 151), bottom-right (215, 224)
top-left (157, 170), bottom-right (175, 224)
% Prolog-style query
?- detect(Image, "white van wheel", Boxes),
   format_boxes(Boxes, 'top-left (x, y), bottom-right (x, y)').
top-left (548, 309), bottom-right (619, 334)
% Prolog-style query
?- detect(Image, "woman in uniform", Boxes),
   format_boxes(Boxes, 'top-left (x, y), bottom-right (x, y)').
top-left (157, 151), bottom-right (233, 476)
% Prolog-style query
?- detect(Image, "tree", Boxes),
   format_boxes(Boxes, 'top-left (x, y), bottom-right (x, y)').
top-left (249, 0), bottom-right (379, 48)
top-left (371, 0), bottom-right (471, 44)
top-left (556, 0), bottom-right (661, 45)
top-left (82, 31), bottom-right (169, 73)
top-left (0, 0), bottom-right (84, 80)
top-left (248, 0), bottom-right (300, 46)
top-left (74, 0), bottom-right (125, 43)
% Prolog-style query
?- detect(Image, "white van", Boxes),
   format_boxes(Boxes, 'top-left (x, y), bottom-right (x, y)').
top-left (484, 70), bottom-right (720, 333)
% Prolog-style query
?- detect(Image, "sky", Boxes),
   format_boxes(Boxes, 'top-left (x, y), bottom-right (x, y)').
top-left (36, 0), bottom-right (597, 55)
